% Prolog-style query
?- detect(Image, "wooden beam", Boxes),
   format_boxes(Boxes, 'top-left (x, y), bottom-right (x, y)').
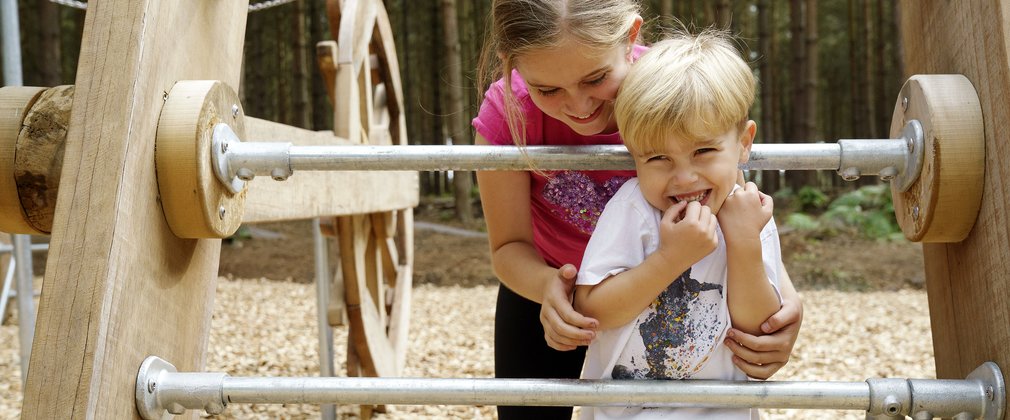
top-left (241, 117), bottom-right (418, 223)
top-left (899, 0), bottom-right (1010, 402)
top-left (22, 1), bottom-right (248, 418)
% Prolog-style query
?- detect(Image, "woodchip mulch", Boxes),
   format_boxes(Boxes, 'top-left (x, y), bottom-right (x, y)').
top-left (1, 279), bottom-right (933, 420)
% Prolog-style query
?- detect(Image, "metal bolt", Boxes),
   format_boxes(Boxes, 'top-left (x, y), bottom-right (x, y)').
top-left (985, 385), bottom-right (994, 400)
top-left (912, 206), bottom-right (920, 221)
top-left (231, 104), bottom-right (240, 118)
top-left (883, 395), bottom-right (902, 416)
top-left (901, 96), bottom-right (909, 111)
top-left (879, 166), bottom-right (898, 182)
top-left (218, 206), bottom-right (226, 220)
top-left (147, 380), bottom-right (156, 393)
top-left (840, 167), bottom-right (861, 182)
top-left (205, 401), bottom-right (225, 415)
top-left (162, 91), bottom-right (169, 101)
top-left (236, 168), bottom-right (255, 181)
top-left (167, 403), bottom-right (186, 415)
top-left (271, 168), bottom-right (290, 181)
top-left (220, 140), bottom-right (229, 154)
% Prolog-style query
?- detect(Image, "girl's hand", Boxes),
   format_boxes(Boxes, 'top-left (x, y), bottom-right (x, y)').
top-left (723, 292), bottom-right (803, 379)
top-left (718, 182), bottom-right (773, 242)
top-left (540, 264), bottom-right (599, 351)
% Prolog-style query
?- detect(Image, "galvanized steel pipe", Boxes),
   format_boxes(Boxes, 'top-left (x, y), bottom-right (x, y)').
top-left (137, 357), bottom-right (1004, 420)
top-left (212, 121), bottom-right (924, 191)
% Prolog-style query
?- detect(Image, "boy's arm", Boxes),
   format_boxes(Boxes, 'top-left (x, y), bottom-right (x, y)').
top-left (719, 183), bottom-right (782, 336)
top-left (575, 200), bottom-right (718, 330)
top-left (575, 251), bottom-right (696, 330)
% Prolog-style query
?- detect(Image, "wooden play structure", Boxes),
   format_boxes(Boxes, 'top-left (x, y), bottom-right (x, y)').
top-left (0, 0), bottom-right (1007, 418)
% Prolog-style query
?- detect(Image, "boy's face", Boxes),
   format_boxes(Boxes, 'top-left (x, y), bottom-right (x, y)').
top-left (631, 121), bottom-right (756, 215)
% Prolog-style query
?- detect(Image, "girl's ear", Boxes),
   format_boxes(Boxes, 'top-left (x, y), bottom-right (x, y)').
top-left (738, 120), bottom-right (757, 164)
top-left (627, 15), bottom-right (644, 54)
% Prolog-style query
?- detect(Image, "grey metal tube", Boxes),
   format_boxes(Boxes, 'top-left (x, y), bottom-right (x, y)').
top-left (0, 243), bottom-right (50, 254)
top-left (311, 219), bottom-right (337, 420)
top-left (12, 235), bottom-right (35, 385)
top-left (1, 0), bottom-right (23, 86)
top-left (221, 377), bottom-right (868, 409)
top-left (277, 142), bottom-right (892, 172)
top-left (137, 357), bottom-right (1003, 419)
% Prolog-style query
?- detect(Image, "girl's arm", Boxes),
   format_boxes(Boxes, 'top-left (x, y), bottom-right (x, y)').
top-left (475, 133), bottom-right (597, 350)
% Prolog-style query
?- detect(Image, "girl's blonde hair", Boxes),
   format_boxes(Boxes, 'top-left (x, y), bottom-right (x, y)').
top-left (477, 0), bottom-right (642, 148)
top-left (615, 28), bottom-right (756, 155)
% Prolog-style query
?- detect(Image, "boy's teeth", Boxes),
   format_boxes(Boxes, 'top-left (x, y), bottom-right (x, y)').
top-left (675, 192), bottom-right (706, 202)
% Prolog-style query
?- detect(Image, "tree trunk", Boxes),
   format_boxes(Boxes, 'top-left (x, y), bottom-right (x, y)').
top-left (38, 0), bottom-right (61, 86)
top-left (292, 0), bottom-right (310, 129)
top-left (757, 0), bottom-right (779, 194)
top-left (787, 0), bottom-right (809, 191)
top-left (848, 0), bottom-right (867, 139)
top-left (862, 0), bottom-right (877, 139)
top-left (715, 0), bottom-right (732, 29)
top-left (440, 0), bottom-right (473, 223)
top-left (805, 0), bottom-right (818, 140)
top-left (660, 0), bottom-right (674, 28)
top-left (310, 0), bottom-right (330, 130)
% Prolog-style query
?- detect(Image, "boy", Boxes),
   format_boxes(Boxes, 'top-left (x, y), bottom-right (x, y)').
top-left (574, 30), bottom-right (784, 419)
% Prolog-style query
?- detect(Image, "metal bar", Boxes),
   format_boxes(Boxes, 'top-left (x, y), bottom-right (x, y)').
top-left (13, 235), bottom-right (36, 385)
top-left (213, 122), bottom-right (924, 193)
top-left (0, 243), bottom-right (51, 254)
top-left (1, 0), bottom-right (23, 86)
top-left (137, 357), bottom-right (1004, 420)
top-left (311, 219), bottom-right (337, 420)
top-left (0, 258), bottom-right (14, 325)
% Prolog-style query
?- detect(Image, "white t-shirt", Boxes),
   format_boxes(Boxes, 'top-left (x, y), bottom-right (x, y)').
top-left (576, 178), bottom-right (782, 420)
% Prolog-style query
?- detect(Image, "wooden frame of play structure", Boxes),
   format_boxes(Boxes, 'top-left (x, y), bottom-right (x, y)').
top-left (0, 0), bottom-right (1007, 419)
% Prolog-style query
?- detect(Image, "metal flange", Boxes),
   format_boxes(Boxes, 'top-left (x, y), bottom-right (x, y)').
top-left (155, 80), bottom-right (247, 239)
top-left (889, 74), bottom-right (985, 242)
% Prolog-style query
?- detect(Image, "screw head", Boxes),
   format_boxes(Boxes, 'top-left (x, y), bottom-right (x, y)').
top-left (985, 385), bottom-right (994, 400)
top-left (218, 206), bottom-right (226, 220)
top-left (231, 104), bottom-right (240, 118)
top-left (236, 168), bottom-right (255, 181)
top-left (840, 167), bottom-right (861, 182)
top-left (147, 380), bottom-right (156, 393)
top-left (901, 96), bottom-right (909, 111)
top-left (912, 206), bottom-right (920, 221)
top-left (220, 140), bottom-right (229, 154)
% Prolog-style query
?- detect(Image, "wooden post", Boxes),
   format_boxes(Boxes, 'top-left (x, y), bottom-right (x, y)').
top-left (21, 1), bottom-right (248, 417)
top-left (899, 0), bottom-right (1010, 403)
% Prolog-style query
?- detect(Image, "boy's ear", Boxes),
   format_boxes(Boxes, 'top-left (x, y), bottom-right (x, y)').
top-left (737, 120), bottom-right (757, 164)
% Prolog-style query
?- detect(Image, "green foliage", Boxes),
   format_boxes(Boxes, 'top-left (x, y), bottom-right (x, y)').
top-left (783, 184), bottom-right (902, 240)
top-left (784, 213), bottom-right (821, 231)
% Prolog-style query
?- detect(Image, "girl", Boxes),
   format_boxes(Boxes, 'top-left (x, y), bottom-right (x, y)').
top-left (472, 1), bottom-right (803, 418)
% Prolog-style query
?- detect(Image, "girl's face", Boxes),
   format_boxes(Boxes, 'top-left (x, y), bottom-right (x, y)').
top-left (514, 29), bottom-right (639, 136)
top-left (631, 122), bottom-right (756, 215)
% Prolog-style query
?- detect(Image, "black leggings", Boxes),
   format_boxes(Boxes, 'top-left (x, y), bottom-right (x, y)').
top-left (495, 284), bottom-right (587, 419)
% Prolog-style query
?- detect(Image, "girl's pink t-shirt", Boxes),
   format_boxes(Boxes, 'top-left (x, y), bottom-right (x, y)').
top-left (472, 50), bottom-right (645, 269)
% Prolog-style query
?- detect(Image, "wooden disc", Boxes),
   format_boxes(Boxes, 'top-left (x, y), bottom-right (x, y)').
top-left (14, 85), bottom-right (75, 234)
top-left (155, 80), bottom-right (247, 239)
top-left (889, 74), bottom-right (984, 242)
top-left (0, 86), bottom-right (47, 234)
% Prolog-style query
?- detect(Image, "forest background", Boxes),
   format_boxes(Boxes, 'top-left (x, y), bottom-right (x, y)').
top-left (10, 0), bottom-right (904, 230)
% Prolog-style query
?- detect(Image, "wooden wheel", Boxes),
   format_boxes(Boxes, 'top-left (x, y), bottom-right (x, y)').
top-left (320, 1), bottom-right (413, 417)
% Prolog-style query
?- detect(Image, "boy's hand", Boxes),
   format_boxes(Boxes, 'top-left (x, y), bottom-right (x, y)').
top-left (657, 200), bottom-right (718, 266)
top-left (718, 182), bottom-right (773, 242)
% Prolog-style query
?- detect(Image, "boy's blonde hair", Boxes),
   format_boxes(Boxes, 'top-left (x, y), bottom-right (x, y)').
top-left (615, 29), bottom-right (755, 154)
top-left (477, 0), bottom-right (641, 148)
